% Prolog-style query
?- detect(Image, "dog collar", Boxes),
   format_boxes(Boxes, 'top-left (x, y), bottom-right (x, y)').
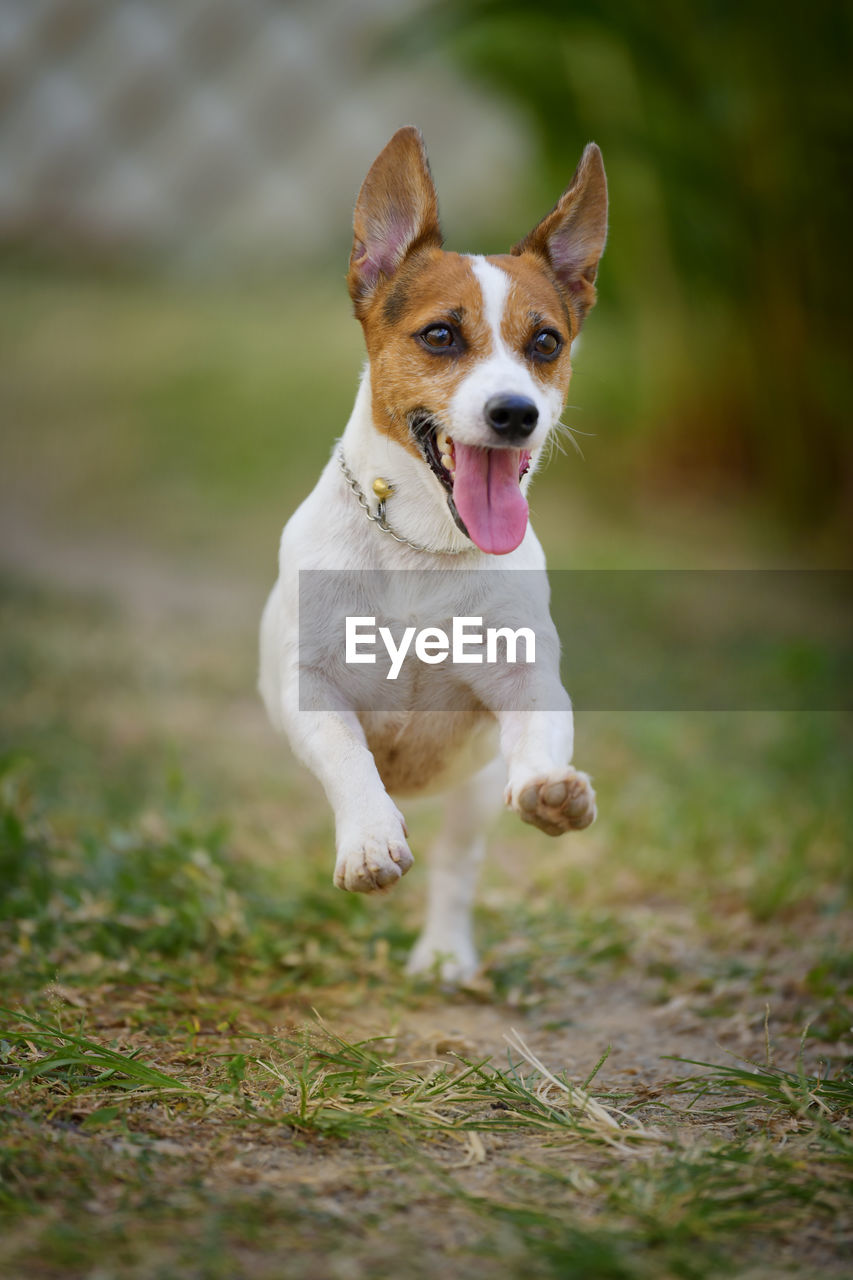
top-left (337, 449), bottom-right (472, 557)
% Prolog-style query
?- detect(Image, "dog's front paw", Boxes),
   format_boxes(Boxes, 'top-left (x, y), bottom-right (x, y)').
top-left (334, 819), bottom-right (414, 893)
top-left (507, 767), bottom-right (597, 835)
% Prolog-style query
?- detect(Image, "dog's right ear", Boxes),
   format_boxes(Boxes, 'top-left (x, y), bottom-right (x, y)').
top-left (348, 127), bottom-right (443, 316)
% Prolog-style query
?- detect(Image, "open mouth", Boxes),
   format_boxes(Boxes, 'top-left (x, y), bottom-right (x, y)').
top-left (411, 413), bottom-right (532, 555)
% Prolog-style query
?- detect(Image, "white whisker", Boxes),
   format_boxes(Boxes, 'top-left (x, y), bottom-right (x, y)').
top-left (550, 417), bottom-right (587, 460)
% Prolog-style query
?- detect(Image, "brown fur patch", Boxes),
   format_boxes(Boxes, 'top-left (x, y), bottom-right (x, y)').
top-left (487, 253), bottom-right (575, 396)
top-left (365, 705), bottom-right (491, 793)
top-left (361, 250), bottom-right (495, 455)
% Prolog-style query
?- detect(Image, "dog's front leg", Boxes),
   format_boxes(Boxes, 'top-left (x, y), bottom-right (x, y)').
top-left (287, 707), bottom-right (414, 893)
top-left (498, 705), bottom-right (597, 835)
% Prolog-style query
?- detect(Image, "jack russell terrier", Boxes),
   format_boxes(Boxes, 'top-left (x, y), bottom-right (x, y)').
top-left (260, 127), bottom-right (608, 981)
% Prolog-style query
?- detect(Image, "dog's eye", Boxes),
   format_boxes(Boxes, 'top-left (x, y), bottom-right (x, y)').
top-left (420, 325), bottom-right (455, 350)
top-left (531, 329), bottom-right (562, 359)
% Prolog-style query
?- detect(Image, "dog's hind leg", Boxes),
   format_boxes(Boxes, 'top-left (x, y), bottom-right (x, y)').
top-left (406, 756), bottom-right (504, 983)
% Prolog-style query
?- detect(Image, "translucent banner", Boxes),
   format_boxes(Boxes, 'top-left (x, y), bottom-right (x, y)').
top-left (297, 570), bottom-right (851, 712)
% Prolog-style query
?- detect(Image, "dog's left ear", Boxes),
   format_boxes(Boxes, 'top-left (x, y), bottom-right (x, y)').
top-left (348, 126), bottom-right (443, 316)
top-left (512, 143), bottom-right (608, 331)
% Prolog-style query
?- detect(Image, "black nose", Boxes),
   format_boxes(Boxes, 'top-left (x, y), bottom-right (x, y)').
top-left (485, 394), bottom-right (539, 440)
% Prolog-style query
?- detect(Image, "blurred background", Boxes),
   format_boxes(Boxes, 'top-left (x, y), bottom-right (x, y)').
top-left (2, 0), bottom-right (851, 592)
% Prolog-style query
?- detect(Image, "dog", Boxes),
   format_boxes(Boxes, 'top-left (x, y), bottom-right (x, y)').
top-left (259, 127), bottom-right (607, 981)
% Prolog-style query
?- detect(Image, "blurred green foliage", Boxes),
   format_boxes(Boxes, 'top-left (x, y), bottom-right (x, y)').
top-left (402, 0), bottom-right (852, 532)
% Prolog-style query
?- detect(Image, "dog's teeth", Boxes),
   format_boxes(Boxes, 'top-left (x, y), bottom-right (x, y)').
top-left (440, 452), bottom-right (455, 473)
top-left (436, 429), bottom-right (450, 453)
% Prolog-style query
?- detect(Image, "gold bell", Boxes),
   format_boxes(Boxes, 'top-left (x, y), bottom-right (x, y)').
top-left (372, 477), bottom-right (394, 501)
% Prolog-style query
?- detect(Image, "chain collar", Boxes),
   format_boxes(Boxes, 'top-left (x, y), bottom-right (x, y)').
top-left (337, 448), bottom-right (472, 557)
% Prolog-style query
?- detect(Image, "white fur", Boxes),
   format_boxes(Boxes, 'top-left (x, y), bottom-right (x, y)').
top-left (446, 257), bottom-right (565, 452)
top-left (259, 274), bottom-right (595, 982)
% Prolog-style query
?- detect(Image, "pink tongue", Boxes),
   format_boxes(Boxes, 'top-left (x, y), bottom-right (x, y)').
top-left (452, 444), bottom-right (529, 554)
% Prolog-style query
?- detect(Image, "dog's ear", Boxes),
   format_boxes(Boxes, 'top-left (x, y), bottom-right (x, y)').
top-left (512, 143), bottom-right (608, 331)
top-left (348, 127), bottom-right (443, 315)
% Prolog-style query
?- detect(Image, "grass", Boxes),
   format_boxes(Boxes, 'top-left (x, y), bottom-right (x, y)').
top-left (1, 1009), bottom-right (200, 1101)
top-left (1, 1011), bottom-right (659, 1146)
top-left (0, 268), bottom-right (851, 1277)
top-left (668, 1051), bottom-right (853, 1131)
top-left (1, 1000), bottom-right (850, 1278)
